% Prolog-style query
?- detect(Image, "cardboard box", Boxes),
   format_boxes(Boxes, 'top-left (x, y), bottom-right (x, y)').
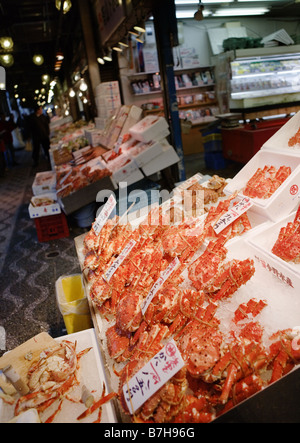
top-left (28, 193), bottom-right (61, 219)
top-left (32, 171), bottom-right (57, 196)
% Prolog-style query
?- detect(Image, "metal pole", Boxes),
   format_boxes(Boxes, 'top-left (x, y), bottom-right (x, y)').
top-left (152, 0), bottom-right (186, 182)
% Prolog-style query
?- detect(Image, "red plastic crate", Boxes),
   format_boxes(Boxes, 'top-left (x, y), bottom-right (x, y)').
top-left (34, 213), bottom-right (69, 242)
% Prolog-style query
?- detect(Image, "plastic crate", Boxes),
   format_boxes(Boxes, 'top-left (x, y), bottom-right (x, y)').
top-left (205, 152), bottom-right (227, 170)
top-left (203, 133), bottom-right (223, 152)
top-left (34, 213), bottom-right (69, 242)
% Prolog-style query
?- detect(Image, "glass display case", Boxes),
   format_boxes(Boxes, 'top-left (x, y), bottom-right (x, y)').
top-left (229, 45), bottom-right (300, 112)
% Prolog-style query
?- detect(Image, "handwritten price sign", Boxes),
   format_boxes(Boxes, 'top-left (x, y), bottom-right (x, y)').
top-left (123, 340), bottom-right (185, 414)
top-left (141, 257), bottom-right (180, 315)
top-left (93, 194), bottom-right (116, 235)
top-left (214, 197), bottom-right (253, 235)
top-left (103, 239), bottom-right (136, 282)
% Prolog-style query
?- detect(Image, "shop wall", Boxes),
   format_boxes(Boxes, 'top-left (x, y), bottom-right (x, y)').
top-left (119, 16), bottom-right (299, 110)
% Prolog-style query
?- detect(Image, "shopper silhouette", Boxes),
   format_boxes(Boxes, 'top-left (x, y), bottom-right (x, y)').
top-left (29, 105), bottom-right (50, 168)
top-left (0, 113), bottom-right (17, 167)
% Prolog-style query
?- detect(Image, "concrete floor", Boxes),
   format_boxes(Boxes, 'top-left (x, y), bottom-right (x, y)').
top-left (0, 148), bottom-right (243, 356)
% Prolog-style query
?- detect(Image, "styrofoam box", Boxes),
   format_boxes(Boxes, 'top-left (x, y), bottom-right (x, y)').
top-left (97, 107), bottom-right (118, 119)
top-left (142, 142), bottom-right (180, 176)
top-left (263, 111), bottom-right (300, 152)
top-left (32, 171), bottom-right (57, 196)
top-left (95, 95), bottom-right (121, 110)
top-left (248, 210), bottom-right (300, 278)
top-left (129, 116), bottom-right (169, 143)
top-left (224, 149), bottom-right (300, 222)
top-left (28, 192), bottom-right (61, 219)
top-left (132, 140), bottom-right (164, 168)
top-left (95, 81), bottom-right (120, 97)
top-left (84, 129), bottom-right (103, 147)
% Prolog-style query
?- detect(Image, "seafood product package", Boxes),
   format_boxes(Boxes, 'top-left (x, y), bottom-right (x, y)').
top-left (224, 148), bottom-right (300, 222)
top-left (28, 192), bottom-right (61, 219)
top-left (32, 171), bottom-right (57, 196)
top-left (0, 330), bottom-right (118, 424)
top-left (248, 207), bottom-right (300, 285)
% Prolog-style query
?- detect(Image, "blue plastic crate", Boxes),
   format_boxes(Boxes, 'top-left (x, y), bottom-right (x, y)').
top-left (205, 152), bottom-right (227, 170)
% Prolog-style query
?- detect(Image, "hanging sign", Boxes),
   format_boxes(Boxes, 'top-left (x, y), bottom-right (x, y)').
top-left (94, 0), bottom-right (127, 44)
top-left (93, 194), bottom-right (116, 235)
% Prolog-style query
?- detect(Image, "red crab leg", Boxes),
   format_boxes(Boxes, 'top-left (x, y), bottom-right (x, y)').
top-left (219, 363), bottom-right (238, 404)
top-left (77, 391), bottom-right (117, 420)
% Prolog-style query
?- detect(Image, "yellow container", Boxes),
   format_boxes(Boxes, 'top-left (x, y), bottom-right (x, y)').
top-left (56, 275), bottom-right (92, 335)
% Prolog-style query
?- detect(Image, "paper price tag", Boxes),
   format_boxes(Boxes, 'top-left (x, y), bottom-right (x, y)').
top-left (123, 340), bottom-right (185, 414)
top-left (141, 257), bottom-right (180, 315)
top-left (93, 194), bottom-right (116, 235)
top-left (213, 197), bottom-right (253, 235)
top-left (103, 239), bottom-right (136, 282)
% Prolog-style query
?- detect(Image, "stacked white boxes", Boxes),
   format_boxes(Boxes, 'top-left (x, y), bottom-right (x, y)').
top-left (94, 81), bottom-right (122, 130)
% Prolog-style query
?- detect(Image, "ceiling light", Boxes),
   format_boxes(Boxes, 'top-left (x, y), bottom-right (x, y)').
top-left (194, 1), bottom-right (204, 20)
top-left (56, 52), bottom-right (64, 61)
top-left (119, 41), bottom-right (129, 48)
top-left (176, 9), bottom-right (211, 18)
top-left (97, 57), bottom-right (105, 65)
top-left (134, 25), bottom-right (146, 33)
top-left (55, 0), bottom-right (72, 14)
top-left (129, 30), bottom-right (139, 37)
top-left (69, 89), bottom-right (76, 97)
top-left (42, 74), bottom-right (50, 83)
top-left (0, 37), bottom-right (13, 50)
top-left (113, 46), bottom-right (123, 52)
top-left (0, 54), bottom-right (14, 67)
top-left (33, 54), bottom-right (44, 66)
top-left (103, 49), bottom-right (113, 62)
top-left (79, 80), bottom-right (88, 92)
top-left (214, 7), bottom-right (269, 15)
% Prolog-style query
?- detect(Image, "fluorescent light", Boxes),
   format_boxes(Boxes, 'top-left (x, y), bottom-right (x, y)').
top-left (176, 0), bottom-right (233, 3)
top-left (214, 7), bottom-right (269, 16)
top-left (176, 9), bottom-right (212, 18)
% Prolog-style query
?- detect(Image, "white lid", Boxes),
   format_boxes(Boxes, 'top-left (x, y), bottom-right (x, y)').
top-left (262, 111), bottom-right (300, 154)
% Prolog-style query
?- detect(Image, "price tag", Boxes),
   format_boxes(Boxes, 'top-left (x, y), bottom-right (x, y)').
top-left (103, 239), bottom-right (136, 282)
top-left (141, 257), bottom-right (180, 315)
top-left (213, 197), bottom-right (253, 235)
top-left (123, 340), bottom-right (185, 414)
top-left (93, 194), bottom-right (116, 235)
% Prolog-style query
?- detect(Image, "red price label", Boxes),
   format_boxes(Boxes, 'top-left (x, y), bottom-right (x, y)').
top-left (290, 185), bottom-right (299, 196)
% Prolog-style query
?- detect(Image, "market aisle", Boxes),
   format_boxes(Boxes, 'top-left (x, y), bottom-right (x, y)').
top-left (0, 151), bottom-right (83, 356)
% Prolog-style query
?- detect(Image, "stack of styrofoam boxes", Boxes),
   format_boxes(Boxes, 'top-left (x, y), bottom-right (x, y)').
top-left (94, 81), bottom-right (122, 130)
top-left (223, 111), bottom-right (300, 290)
top-left (129, 115), bottom-right (180, 177)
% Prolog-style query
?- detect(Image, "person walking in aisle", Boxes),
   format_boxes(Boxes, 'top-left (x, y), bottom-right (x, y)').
top-left (29, 105), bottom-right (51, 168)
top-left (0, 113), bottom-right (17, 166)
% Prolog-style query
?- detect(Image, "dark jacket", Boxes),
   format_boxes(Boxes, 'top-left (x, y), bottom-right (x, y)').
top-left (29, 113), bottom-right (50, 141)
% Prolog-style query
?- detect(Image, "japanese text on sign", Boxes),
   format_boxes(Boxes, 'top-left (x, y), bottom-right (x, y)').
top-left (93, 194), bottom-right (116, 235)
top-left (123, 340), bottom-right (185, 414)
top-left (214, 197), bottom-right (253, 235)
top-left (104, 239), bottom-right (136, 282)
top-left (141, 257), bottom-right (180, 315)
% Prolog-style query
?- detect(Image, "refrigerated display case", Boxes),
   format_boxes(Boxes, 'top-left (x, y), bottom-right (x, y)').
top-left (229, 45), bottom-right (300, 118)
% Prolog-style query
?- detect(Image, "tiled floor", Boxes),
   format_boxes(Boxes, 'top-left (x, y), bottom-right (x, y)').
top-left (0, 148), bottom-right (243, 356)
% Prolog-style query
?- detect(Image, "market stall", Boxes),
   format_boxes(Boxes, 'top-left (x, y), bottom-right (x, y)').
top-left (2, 112), bottom-right (300, 423)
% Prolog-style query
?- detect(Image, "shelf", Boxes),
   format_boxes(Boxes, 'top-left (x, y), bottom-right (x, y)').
top-left (231, 85), bottom-right (300, 100)
top-left (143, 101), bottom-right (217, 115)
top-left (128, 66), bottom-right (214, 78)
top-left (132, 84), bottom-right (215, 97)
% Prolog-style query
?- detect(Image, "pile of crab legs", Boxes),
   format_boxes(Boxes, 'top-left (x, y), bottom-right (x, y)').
top-left (82, 195), bottom-right (300, 423)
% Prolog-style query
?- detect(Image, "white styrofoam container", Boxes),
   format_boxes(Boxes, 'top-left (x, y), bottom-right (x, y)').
top-left (224, 149), bottom-right (300, 222)
top-left (95, 81), bottom-right (120, 97)
top-left (129, 116), bottom-right (169, 143)
top-left (32, 171), bottom-right (57, 196)
top-left (248, 210), bottom-right (300, 278)
top-left (132, 140), bottom-right (164, 168)
top-left (28, 193), bottom-right (61, 219)
top-left (142, 142), bottom-right (180, 176)
top-left (263, 111), bottom-right (300, 152)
